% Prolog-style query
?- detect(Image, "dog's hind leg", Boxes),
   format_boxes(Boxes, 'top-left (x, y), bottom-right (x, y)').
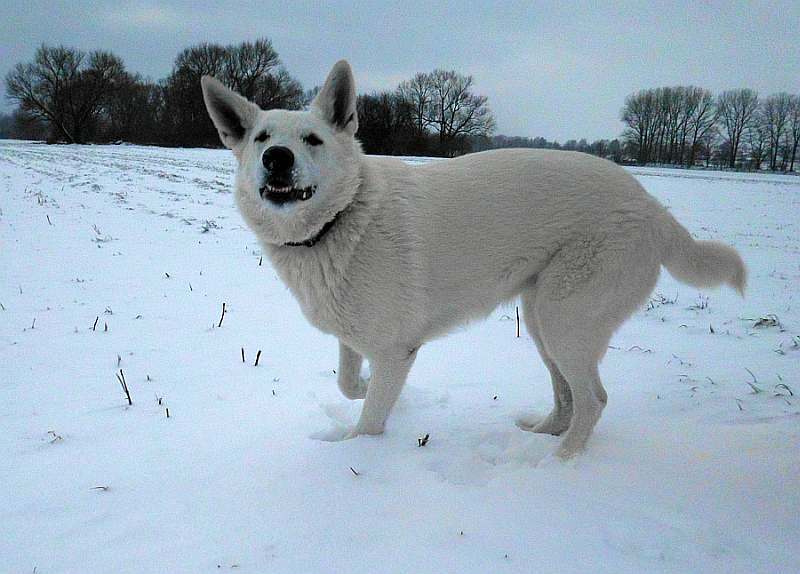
top-left (352, 347), bottom-right (419, 436)
top-left (532, 235), bottom-right (660, 459)
top-left (516, 287), bottom-right (573, 436)
top-left (337, 341), bottom-right (368, 399)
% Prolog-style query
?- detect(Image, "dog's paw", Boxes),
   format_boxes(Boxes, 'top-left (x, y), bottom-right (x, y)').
top-left (310, 425), bottom-right (357, 442)
top-left (552, 432), bottom-right (589, 461)
top-left (515, 411), bottom-right (571, 436)
top-left (514, 412), bottom-right (543, 431)
top-left (309, 424), bottom-right (383, 442)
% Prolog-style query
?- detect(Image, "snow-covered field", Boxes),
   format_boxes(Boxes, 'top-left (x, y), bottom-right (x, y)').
top-left (1, 140), bottom-right (798, 573)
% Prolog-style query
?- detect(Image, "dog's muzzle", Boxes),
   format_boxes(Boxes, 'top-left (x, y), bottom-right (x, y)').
top-left (259, 145), bottom-right (316, 204)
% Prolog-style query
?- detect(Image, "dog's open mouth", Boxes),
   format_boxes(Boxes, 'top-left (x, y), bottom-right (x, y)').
top-left (259, 184), bottom-right (317, 205)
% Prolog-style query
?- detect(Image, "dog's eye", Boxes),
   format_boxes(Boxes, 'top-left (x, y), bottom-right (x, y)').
top-left (303, 133), bottom-right (323, 146)
top-left (254, 131), bottom-right (270, 143)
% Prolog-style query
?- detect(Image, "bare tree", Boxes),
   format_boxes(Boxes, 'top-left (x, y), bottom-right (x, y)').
top-left (761, 93), bottom-right (792, 170)
top-left (6, 45), bottom-right (84, 142)
top-left (654, 87), bottom-right (684, 163)
top-left (685, 87), bottom-right (717, 167)
top-left (423, 70), bottom-right (494, 155)
top-left (432, 70), bottom-right (495, 155)
top-left (222, 39), bottom-right (279, 99)
top-left (745, 121), bottom-right (768, 170)
top-left (220, 40), bottom-right (305, 110)
top-left (160, 43), bottom-right (228, 144)
top-left (397, 73), bottom-right (434, 137)
top-left (356, 91), bottom-right (415, 155)
top-left (6, 45), bottom-right (127, 143)
top-left (621, 89), bottom-right (659, 164)
top-left (673, 88), bottom-right (694, 163)
top-left (717, 89), bottom-right (759, 168)
top-left (396, 70), bottom-right (494, 156)
top-left (161, 38), bottom-right (302, 146)
top-left (69, 51), bottom-right (127, 141)
top-left (104, 74), bottom-right (161, 142)
top-left (253, 66), bottom-right (305, 110)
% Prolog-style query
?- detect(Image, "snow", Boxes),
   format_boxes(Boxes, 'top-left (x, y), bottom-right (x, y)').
top-left (1, 140), bottom-right (798, 573)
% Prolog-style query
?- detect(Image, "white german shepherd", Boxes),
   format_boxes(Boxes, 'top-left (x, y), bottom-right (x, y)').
top-left (202, 61), bottom-right (745, 458)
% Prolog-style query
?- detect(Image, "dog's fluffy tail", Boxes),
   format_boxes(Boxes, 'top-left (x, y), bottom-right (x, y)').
top-left (660, 213), bottom-right (747, 296)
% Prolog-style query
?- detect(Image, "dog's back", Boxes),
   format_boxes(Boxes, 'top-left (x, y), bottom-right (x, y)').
top-left (370, 149), bottom-right (676, 330)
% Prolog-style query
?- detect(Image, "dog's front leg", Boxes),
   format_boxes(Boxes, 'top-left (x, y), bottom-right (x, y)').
top-left (352, 347), bottom-right (418, 436)
top-left (337, 341), bottom-right (368, 399)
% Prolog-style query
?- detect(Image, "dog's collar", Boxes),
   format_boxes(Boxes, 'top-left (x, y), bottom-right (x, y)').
top-left (283, 210), bottom-right (343, 248)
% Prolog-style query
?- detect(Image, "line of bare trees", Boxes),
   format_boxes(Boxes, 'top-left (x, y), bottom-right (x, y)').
top-left (622, 87), bottom-right (800, 171)
top-left (4, 40), bottom-right (305, 146)
top-left (4, 42), bottom-right (496, 156)
top-left (469, 134), bottom-right (626, 163)
top-left (7, 43), bottom-right (797, 170)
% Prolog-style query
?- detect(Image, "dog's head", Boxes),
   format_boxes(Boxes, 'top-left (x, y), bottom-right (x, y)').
top-left (201, 60), bottom-right (362, 245)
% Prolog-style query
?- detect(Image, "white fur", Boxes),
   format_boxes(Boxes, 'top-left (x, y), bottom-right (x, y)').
top-left (202, 61), bottom-right (746, 459)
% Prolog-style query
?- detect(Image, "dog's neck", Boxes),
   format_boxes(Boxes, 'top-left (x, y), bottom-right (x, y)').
top-left (281, 158), bottom-right (367, 249)
top-left (283, 210), bottom-right (344, 248)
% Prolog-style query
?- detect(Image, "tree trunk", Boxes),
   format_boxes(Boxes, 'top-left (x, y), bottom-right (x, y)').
top-left (728, 135), bottom-right (738, 168)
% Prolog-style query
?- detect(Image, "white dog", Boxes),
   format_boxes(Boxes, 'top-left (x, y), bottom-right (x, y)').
top-left (202, 61), bottom-right (745, 458)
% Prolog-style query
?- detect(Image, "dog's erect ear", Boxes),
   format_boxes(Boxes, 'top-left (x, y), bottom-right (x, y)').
top-left (201, 76), bottom-right (259, 149)
top-left (312, 60), bottom-right (358, 135)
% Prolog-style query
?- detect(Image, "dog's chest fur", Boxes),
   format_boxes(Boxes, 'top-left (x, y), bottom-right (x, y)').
top-left (265, 208), bottom-right (424, 355)
top-left (269, 245), bottom-right (355, 337)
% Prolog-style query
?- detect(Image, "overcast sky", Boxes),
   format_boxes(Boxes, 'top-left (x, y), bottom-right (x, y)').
top-left (2, 0), bottom-right (798, 141)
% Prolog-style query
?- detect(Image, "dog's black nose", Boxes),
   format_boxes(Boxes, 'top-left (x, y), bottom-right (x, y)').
top-left (262, 146), bottom-right (294, 173)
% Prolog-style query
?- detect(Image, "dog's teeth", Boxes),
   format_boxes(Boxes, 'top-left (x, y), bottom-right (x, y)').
top-left (261, 184), bottom-right (316, 202)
